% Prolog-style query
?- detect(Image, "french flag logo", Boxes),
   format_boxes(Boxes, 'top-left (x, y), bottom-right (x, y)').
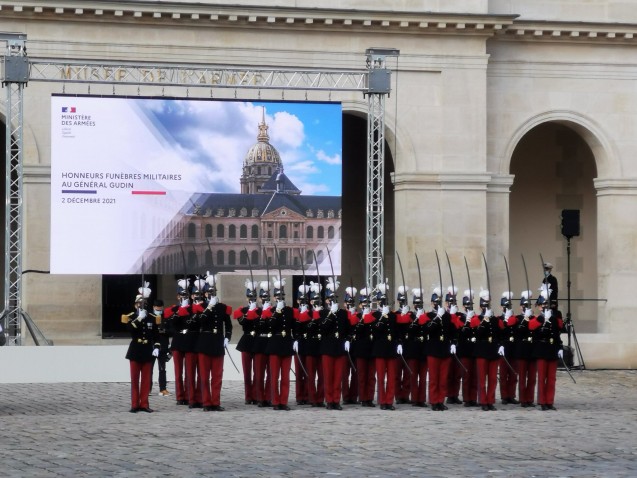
top-left (62, 107), bottom-right (76, 113)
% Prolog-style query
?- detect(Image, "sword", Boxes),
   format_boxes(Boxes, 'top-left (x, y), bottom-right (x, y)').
top-left (445, 251), bottom-right (456, 306)
top-left (347, 351), bottom-right (357, 374)
top-left (560, 355), bottom-right (577, 384)
top-left (452, 352), bottom-right (468, 374)
top-left (500, 353), bottom-right (518, 377)
top-left (464, 256), bottom-right (473, 308)
top-left (224, 345), bottom-right (241, 374)
top-left (398, 353), bottom-right (413, 375)
top-left (396, 251), bottom-right (407, 307)
top-left (295, 350), bottom-right (310, 378)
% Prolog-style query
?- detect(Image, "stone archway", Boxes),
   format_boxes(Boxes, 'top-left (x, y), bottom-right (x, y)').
top-left (509, 121), bottom-right (598, 333)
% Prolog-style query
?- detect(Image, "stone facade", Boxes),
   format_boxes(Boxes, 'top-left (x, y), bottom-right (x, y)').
top-left (0, 1), bottom-right (636, 367)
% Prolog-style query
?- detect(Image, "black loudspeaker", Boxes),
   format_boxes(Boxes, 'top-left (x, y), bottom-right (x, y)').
top-left (561, 209), bottom-right (580, 238)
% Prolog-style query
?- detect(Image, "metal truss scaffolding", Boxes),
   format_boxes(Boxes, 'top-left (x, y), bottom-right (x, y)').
top-left (1, 39), bottom-right (397, 344)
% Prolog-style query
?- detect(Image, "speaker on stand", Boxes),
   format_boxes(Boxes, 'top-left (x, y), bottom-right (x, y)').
top-left (561, 209), bottom-right (585, 370)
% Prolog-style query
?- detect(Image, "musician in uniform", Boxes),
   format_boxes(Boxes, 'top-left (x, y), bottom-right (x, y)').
top-left (498, 291), bottom-right (519, 405)
top-left (123, 286), bottom-right (160, 413)
top-left (266, 280), bottom-right (296, 410)
top-left (319, 278), bottom-right (350, 410)
top-left (370, 282), bottom-right (399, 410)
top-left (233, 280), bottom-right (259, 405)
top-left (512, 290), bottom-right (537, 407)
top-left (196, 275), bottom-right (232, 411)
top-left (457, 290), bottom-right (478, 407)
top-left (530, 288), bottom-right (564, 410)
top-left (471, 290), bottom-right (504, 411)
top-left (349, 288), bottom-right (376, 407)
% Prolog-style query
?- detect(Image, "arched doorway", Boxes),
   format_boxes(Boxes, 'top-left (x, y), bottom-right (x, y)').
top-left (509, 122), bottom-right (597, 333)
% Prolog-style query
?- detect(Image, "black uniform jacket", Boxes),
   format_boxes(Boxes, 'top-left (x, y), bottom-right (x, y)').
top-left (319, 308), bottom-right (349, 357)
top-left (125, 310), bottom-right (160, 363)
top-left (196, 302), bottom-right (233, 357)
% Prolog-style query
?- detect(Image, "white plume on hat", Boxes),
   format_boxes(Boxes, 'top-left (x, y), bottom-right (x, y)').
top-left (479, 289), bottom-right (490, 301)
top-left (463, 289), bottom-right (474, 300)
top-left (412, 288), bottom-right (423, 298)
top-left (298, 284), bottom-right (310, 294)
top-left (138, 282), bottom-right (151, 299)
top-left (177, 278), bottom-right (190, 291)
top-left (273, 276), bottom-right (286, 289)
top-left (346, 286), bottom-right (358, 296)
top-left (193, 278), bottom-right (206, 292)
top-left (310, 282), bottom-right (322, 294)
top-left (447, 286), bottom-right (458, 295)
top-left (538, 287), bottom-right (551, 300)
top-left (259, 280), bottom-right (270, 291)
top-left (398, 285), bottom-right (409, 294)
top-left (326, 277), bottom-right (340, 291)
top-left (244, 278), bottom-right (258, 291)
top-left (520, 290), bottom-right (533, 300)
top-left (502, 291), bottom-right (513, 300)
top-left (432, 286), bottom-right (441, 296)
top-left (206, 273), bottom-right (217, 287)
top-left (359, 287), bottom-right (371, 296)
top-left (377, 281), bottom-right (389, 294)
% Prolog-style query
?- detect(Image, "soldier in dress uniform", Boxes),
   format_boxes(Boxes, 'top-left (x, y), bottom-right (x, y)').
top-left (305, 282), bottom-right (325, 407)
top-left (253, 281), bottom-right (273, 408)
top-left (266, 279), bottom-right (296, 410)
top-left (233, 279), bottom-right (259, 405)
top-left (341, 288), bottom-right (359, 405)
top-left (530, 288), bottom-right (564, 410)
top-left (405, 288), bottom-right (428, 408)
top-left (196, 274), bottom-right (232, 411)
top-left (293, 283), bottom-right (311, 405)
top-left (348, 288), bottom-right (376, 407)
top-left (164, 279), bottom-right (192, 406)
top-left (123, 285), bottom-right (160, 413)
top-left (150, 298), bottom-right (171, 397)
top-left (319, 278), bottom-right (350, 410)
top-left (541, 262), bottom-right (559, 306)
top-left (394, 285), bottom-right (412, 405)
top-left (425, 287), bottom-right (461, 411)
top-left (370, 282), bottom-right (400, 410)
top-left (456, 289), bottom-right (478, 407)
top-left (445, 286), bottom-right (464, 405)
top-left (471, 289), bottom-right (505, 411)
top-left (512, 290), bottom-right (537, 408)
top-left (498, 291), bottom-right (519, 405)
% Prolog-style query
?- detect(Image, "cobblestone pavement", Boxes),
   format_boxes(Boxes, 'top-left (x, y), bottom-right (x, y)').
top-left (1, 370), bottom-right (636, 477)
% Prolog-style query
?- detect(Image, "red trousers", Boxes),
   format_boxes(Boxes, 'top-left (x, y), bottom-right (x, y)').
top-left (460, 356), bottom-right (478, 403)
top-left (476, 358), bottom-right (499, 405)
top-left (254, 353), bottom-right (272, 403)
top-left (375, 357), bottom-right (397, 406)
top-left (306, 355), bottom-right (324, 404)
top-left (172, 350), bottom-right (186, 401)
top-left (447, 357), bottom-right (463, 398)
top-left (129, 360), bottom-right (152, 409)
top-left (185, 351), bottom-right (202, 405)
top-left (536, 359), bottom-right (557, 405)
top-left (356, 358), bottom-right (376, 402)
top-left (342, 359), bottom-right (358, 402)
top-left (395, 359), bottom-right (411, 401)
top-left (294, 354), bottom-right (308, 402)
top-left (269, 355), bottom-right (292, 406)
top-left (408, 358), bottom-right (428, 404)
top-left (427, 356), bottom-right (451, 405)
top-left (240, 351), bottom-right (256, 402)
top-left (322, 355), bottom-right (346, 404)
top-left (517, 359), bottom-right (537, 404)
top-left (198, 354), bottom-right (224, 407)
top-left (499, 357), bottom-right (519, 399)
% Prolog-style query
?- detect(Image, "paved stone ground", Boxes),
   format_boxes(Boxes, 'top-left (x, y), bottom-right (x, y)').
top-left (0, 370), bottom-right (636, 477)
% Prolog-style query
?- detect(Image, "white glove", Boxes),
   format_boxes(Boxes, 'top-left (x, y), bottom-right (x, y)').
top-left (381, 305), bottom-right (390, 315)
top-left (263, 301), bottom-right (271, 310)
top-left (524, 308), bottom-right (532, 319)
top-left (401, 305), bottom-right (409, 315)
top-left (436, 306), bottom-right (445, 318)
top-left (223, 338), bottom-right (229, 348)
top-left (397, 344), bottom-right (403, 355)
top-left (330, 302), bottom-right (338, 314)
top-left (208, 296), bottom-right (219, 308)
top-left (505, 309), bottom-right (513, 319)
top-left (349, 306), bottom-right (357, 314)
top-left (362, 307), bottom-right (371, 315)
top-left (466, 310), bottom-right (475, 320)
top-left (293, 341), bottom-right (298, 353)
top-left (249, 301), bottom-right (257, 311)
top-left (544, 309), bottom-right (552, 321)
top-left (277, 300), bottom-right (286, 311)
top-left (484, 308), bottom-right (493, 318)
top-left (558, 349), bottom-right (564, 359)
top-left (180, 298), bottom-right (189, 307)
top-left (415, 309), bottom-right (424, 318)
top-left (344, 340), bottom-right (350, 352)
top-left (450, 305), bottom-right (458, 315)
top-left (300, 304), bottom-right (308, 314)
top-left (152, 348), bottom-right (160, 357)
top-left (498, 346), bottom-right (505, 356)
top-left (136, 309), bottom-right (147, 320)
top-left (450, 344), bottom-right (457, 355)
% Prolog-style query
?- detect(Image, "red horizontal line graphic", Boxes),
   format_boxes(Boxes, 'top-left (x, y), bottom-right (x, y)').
top-left (131, 190), bottom-right (166, 195)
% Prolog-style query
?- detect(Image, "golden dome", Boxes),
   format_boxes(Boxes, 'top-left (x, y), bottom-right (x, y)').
top-left (243, 109), bottom-right (282, 167)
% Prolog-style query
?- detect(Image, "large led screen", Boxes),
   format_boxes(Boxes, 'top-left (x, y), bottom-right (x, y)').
top-left (51, 95), bottom-right (342, 275)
